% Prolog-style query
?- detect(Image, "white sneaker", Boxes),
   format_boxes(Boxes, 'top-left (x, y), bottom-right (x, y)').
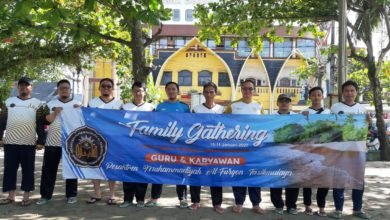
top-left (67, 197), bottom-right (77, 204)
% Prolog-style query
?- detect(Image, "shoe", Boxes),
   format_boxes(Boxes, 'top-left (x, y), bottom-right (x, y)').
top-left (232, 205), bottom-right (243, 213)
top-left (119, 201), bottom-right (132, 208)
top-left (353, 211), bottom-right (371, 219)
top-left (0, 198), bottom-right (14, 205)
top-left (86, 197), bottom-right (101, 204)
top-left (179, 200), bottom-right (189, 208)
top-left (36, 198), bottom-right (49, 205)
top-left (20, 199), bottom-right (32, 207)
top-left (136, 201), bottom-right (145, 208)
top-left (275, 208), bottom-right (284, 215)
top-left (106, 198), bottom-right (117, 205)
top-left (189, 203), bottom-right (200, 210)
top-left (304, 207), bottom-right (313, 216)
top-left (67, 197), bottom-right (77, 204)
top-left (145, 201), bottom-right (159, 207)
top-left (252, 206), bottom-right (266, 214)
top-left (213, 205), bottom-right (224, 214)
top-left (332, 210), bottom-right (343, 219)
top-left (316, 210), bottom-right (327, 217)
top-left (287, 208), bottom-right (298, 215)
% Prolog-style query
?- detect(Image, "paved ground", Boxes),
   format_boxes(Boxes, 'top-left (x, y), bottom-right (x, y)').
top-left (0, 149), bottom-right (389, 220)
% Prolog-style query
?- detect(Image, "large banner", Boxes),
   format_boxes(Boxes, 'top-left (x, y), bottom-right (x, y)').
top-left (61, 108), bottom-right (367, 189)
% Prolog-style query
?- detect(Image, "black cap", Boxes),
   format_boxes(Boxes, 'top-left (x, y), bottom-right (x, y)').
top-left (277, 94), bottom-right (292, 102)
top-left (18, 77), bottom-right (32, 85)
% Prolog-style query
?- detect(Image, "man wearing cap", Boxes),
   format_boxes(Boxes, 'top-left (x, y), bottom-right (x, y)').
top-left (270, 94), bottom-right (299, 215)
top-left (0, 77), bottom-right (46, 206)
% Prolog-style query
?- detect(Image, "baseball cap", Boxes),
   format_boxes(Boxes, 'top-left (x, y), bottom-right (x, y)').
top-left (277, 94), bottom-right (292, 102)
top-left (18, 77), bottom-right (32, 85)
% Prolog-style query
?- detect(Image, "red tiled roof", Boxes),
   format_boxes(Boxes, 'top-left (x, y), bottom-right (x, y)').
top-left (152, 25), bottom-right (309, 38)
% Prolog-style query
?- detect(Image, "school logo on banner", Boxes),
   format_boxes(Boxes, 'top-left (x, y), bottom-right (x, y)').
top-left (66, 126), bottom-right (107, 167)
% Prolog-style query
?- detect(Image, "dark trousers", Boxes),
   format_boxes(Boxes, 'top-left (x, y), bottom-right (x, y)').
top-left (232, 187), bottom-right (261, 206)
top-left (316, 188), bottom-right (329, 208)
top-left (3, 144), bottom-right (36, 192)
top-left (190, 186), bottom-right (201, 203)
top-left (150, 184), bottom-right (162, 199)
top-left (303, 188), bottom-right (312, 206)
top-left (270, 188), bottom-right (299, 209)
top-left (176, 185), bottom-right (187, 201)
top-left (40, 146), bottom-right (77, 199)
top-left (123, 182), bottom-right (148, 202)
top-left (210, 187), bottom-right (223, 206)
top-left (333, 188), bottom-right (364, 211)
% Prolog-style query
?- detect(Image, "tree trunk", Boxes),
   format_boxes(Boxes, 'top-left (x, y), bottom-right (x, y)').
top-left (130, 19), bottom-right (149, 83)
top-left (367, 58), bottom-right (390, 160)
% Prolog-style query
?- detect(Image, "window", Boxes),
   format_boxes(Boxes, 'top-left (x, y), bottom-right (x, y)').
top-left (260, 39), bottom-right (270, 57)
top-left (160, 72), bottom-right (172, 85)
top-left (159, 38), bottom-right (168, 49)
top-left (279, 77), bottom-right (291, 87)
top-left (274, 38), bottom-right (292, 58)
top-left (224, 38), bottom-right (232, 49)
top-left (291, 79), bottom-right (297, 87)
top-left (218, 72), bottom-right (231, 87)
top-left (172, 9), bottom-right (180, 21)
top-left (175, 37), bottom-right (185, 48)
top-left (185, 9), bottom-right (193, 22)
top-left (237, 39), bottom-right (251, 57)
top-left (206, 39), bottom-right (216, 49)
top-left (178, 70), bottom-right (192, 86)
top-left (151, 42), bottom-right (157, 55)
top-left (198, 70), bottom-right (212, 86)
top-left (297, 39), bottom-right (316, 58)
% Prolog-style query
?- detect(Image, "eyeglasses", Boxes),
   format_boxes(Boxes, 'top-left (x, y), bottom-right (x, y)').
top-left (101, 85), bottom-right (112, 89)
top-left (242, 87), bottom-right (254, 91)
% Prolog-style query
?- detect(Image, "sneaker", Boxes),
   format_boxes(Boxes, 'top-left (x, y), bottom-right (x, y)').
top-left (179, 200), bottom-right (189, 208)
top-left (332, 210), bottom-right (343, 220)
top-left (287, 208), bottom-right (298, 215)
top-left (275, 208), bottom-right (284, 215)
top-left (119, 201), bottom-right (132, 208)
top-left (67, 197), bottom-right (77, 204)
top-left (136, 201), bottom-right (145, 208)
top-left (353, 211), bottom-right (371, 219)
top-left (36, 198), bottom-right (49, 205)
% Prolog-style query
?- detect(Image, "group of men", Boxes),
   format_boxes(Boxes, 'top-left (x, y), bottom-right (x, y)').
top-left (0, 76), bottom-right (370, 219)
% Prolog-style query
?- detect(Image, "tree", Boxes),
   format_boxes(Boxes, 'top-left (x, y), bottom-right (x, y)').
top-left (195, 0), bottom-right (390, 160)
top-left (0, 0), bottom-right (171, 102)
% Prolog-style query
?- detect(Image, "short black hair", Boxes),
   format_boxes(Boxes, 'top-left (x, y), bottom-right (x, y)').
top-left (99, 78), bottom-right (114, 87)
top-left (165, 81), bottom-right (179, 91)
top-left (203, 82), bottom-right (218, 93)
top-left (132, 82), bottom-right (146, 90)
top-left (57, 79), bottom-right (71, 87)
top-left (241, 79), bottom-right (256, 88)
top-left (342, 80), bottom-right (359, 92)
top-left (309, 86), bottom-right (323, 95)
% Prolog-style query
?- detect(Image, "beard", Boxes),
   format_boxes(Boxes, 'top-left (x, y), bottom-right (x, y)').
top-left (101, 93), bottom-right (110, 97)
top-left (20, 92), bottom-right (28, 97)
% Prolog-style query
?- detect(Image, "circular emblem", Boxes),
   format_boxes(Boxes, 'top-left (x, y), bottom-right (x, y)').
top-left (66, 126), bottom-right (107, 168)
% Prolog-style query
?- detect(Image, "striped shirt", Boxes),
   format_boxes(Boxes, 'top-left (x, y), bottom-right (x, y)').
top-left (0, 96), bottom-right (45, 145)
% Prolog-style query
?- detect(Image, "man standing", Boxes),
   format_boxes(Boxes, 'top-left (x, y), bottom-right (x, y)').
top-left (224, 79), bottom-right (265, 214)
top-left (270, 94), bottom-right (299, 215)
top-left (0, 77), bottom-right (45, 206)
top-left (190, 82), bottom-right (225, 213)
top-left (331, 80), bottom-right (370, 219)
top-left (87, 78), bottom-right (123, 205)
top-left (145, 81), bottom-right (190, 208)
top-left (36, 79), bottom-right (81, 205)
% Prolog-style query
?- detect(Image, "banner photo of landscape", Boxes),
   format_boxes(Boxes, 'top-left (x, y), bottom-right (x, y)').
top-left (61, 108), bottom-right (368, 189)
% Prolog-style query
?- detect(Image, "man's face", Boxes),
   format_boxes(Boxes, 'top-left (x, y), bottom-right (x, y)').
top-left (309, 89), bottom-right (323, 105)
top-left (17, 83), bottom-right (32, 97)
top-left (342, 85), bottom-right (357, 102)
top-left (203, 86), bottom-right (216, 102)
top-left (165, 84), bottom-right (178, 100)
top-left (57, 83), bottom-right (71, 99)
top-left (241, 81), bottom-right (255, 99)
top-left (99, 80), bottom-right (113, 97)
top-left (277, 99), bottom-right (291, 112)
top-left (132, 86), bottom-right (145, 102)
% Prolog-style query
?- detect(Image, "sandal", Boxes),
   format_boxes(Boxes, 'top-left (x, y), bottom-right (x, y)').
top-left (189, 203), bottom-right (200, 210)
top-left (86, 197), bottom-right (101, 204)
top-left (20, 199), bottom-right (32, 207)
top-left (145, 201), bottom-right (159, 207)
top-left (316, 210), bottom-right (327, 217)
top-left (252, 206), bottom-right (266, 214)
top-left (213, 205), bottom-right (224, 214)
top-left (0, 198), bottom-right (14, 205)
top-left (232, 205), bottom-right (243, 213)
top-left (106, 198), bottom-right (117, 205)
top-left (304, 207), bottom-right (314, 216)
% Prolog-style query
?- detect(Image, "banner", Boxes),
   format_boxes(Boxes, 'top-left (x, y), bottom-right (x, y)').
top-left (61, 108), bottom-right (367, 189)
